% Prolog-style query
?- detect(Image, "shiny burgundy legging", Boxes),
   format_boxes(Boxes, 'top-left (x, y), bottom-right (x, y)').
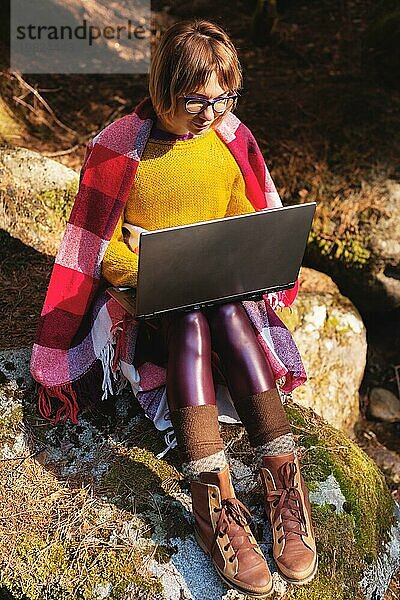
top-left (163, 302), bottom-right (276, 412)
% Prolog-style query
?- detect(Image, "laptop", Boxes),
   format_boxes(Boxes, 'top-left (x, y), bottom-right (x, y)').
top-left (106, 202), bottom-right (316, 319)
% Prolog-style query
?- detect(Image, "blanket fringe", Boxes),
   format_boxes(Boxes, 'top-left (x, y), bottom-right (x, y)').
top-left (156, 429), bottom-right (177, 459)
top-left (38, 383), bottom-right (79, 424)
top-left (100, 341), bottom-right (116, 400)
top-left (99, 321), bottom-right (128, 402)
top-left (37, 319), bottom-right (131, 424)
top-left (37, 360), bottom-right (104, 424)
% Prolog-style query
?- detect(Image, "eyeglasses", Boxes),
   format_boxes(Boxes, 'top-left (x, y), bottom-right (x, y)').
top-left (183, 94), bottom-right (238, 114)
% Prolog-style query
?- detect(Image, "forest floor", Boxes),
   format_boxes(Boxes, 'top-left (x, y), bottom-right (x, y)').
top-left (0, 0), bottom-right (399, 594)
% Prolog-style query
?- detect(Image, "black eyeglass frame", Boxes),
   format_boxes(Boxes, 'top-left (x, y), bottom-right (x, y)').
top-left (182, 94), bottom-right (239, 114)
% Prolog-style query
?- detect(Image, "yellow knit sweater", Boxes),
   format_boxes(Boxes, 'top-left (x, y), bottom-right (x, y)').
top-left (101, 128), bottom-right (255, 287)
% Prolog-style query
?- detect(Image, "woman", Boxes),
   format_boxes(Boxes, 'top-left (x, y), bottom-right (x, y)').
top-left (31, 20), bottom-right (317, 597)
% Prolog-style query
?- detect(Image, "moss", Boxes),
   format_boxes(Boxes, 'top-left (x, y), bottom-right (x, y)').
top-left (101, 446), bottom-right (191, 541)
top-left (323, 313), bottom-right (351, 336)
top-left (37, 178), bottom-right (78, 227)
top-left (46, 542), bottom-right (68, 575)
top-left (308, 229), bottom-right (371, 269)
top-left (4, 391), bottom-right (393, 599)
top-left (16, 535), bottom-right (69, 578)
top-left (23, 397), bottom-right (54, 441)
top-left (102, 446), bottom-right (182, 502)
top-left (285, 404), bottom-right (308, 429)
top-left (276, 305), bottom-right (302, 332)
top-left (0, 388), bottom-right (24, 442)
top-left (16, 534), bottom-right (48, 560)
top-left (3, 404), bottom-right (185, 597)
top-left (286, 505), bottom-right (365, 599)
top-left (82, 549), bottom-right (164, 599)
top-left (287, 402), bottom-right (394, 562)
top-left (3, 545), bottom-right (164, 600)
top-left (287, 574), bottom-right (359, 600)
top-left (2, 510), bottom-right (164, 600)
top-left (283, 403), bottom-right (395, 599)
top-left (153, 544), bottom-right (172, 564)
top-left (300, 445), bottom-right (335, 491)
top-left (0, 445), bottom-right (167, 600)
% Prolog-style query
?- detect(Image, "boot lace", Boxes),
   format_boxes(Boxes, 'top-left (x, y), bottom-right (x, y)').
top-left (266, 461), bottom-right (308, 543)
top-left (211, 498), bottom-right (258, 561)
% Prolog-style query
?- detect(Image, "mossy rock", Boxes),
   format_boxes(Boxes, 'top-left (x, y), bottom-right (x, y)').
top-left (0, 376), bottom-right (185, 599)
top-left (284, 401), bottom-right (394, 600)
top-left (276, 268), bottom-right (366, 435)
top-left (0, 362), bottom-right (397, 599)
top-left (305, 179), bottom-right (400, 313)
top-left (0, 379), bottom-right (24, 450)
top-left (0, 98), bottom-right (25, 146)
top-left (0, 147), bottom-right (78, 255)
top-left (140, 401), bottom-right (398, 600)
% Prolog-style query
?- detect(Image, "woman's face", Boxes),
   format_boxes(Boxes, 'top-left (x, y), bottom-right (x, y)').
top-left (157, 72), bottom-right (231, 136)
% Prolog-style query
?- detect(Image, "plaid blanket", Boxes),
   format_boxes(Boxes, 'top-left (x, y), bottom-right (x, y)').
top-left (30, 96), bottom-right (305, 425)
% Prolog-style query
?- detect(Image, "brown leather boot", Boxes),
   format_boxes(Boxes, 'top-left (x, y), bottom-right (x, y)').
top-left (191, 465), bottom-right (273, 597)
top-left (260, 452), bottom-right (317, 585)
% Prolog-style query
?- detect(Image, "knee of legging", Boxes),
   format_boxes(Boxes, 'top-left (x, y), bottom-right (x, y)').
top-left (210, 302), bottom-right (244, 328)
top-left (178, 309), bottom-right (209, 329)
top-left (169, 310), bottom-right (211, 355)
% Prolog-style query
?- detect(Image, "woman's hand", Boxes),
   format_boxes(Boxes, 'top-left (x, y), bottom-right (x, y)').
top-left (122, 223), bottom-right (148, 255)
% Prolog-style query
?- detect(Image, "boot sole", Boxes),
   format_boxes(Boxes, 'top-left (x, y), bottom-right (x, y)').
top-left (278, 555), bottom-right (318, 586)
top-left (194, 529), bottom-right (274, 598)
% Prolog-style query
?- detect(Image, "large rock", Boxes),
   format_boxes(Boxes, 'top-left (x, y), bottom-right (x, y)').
top-left (0, 146), bottom-right (78, 255)
top-left (0, 99), bottom-right (25, 146)
top-left (368, 387), bottom-right (400, 423)
top-left (0, 359), bottom-right (398, 600)
top-left (306, 178), bottom-right (400, 313)
top-left (277, 268), bottom-right (367, 436)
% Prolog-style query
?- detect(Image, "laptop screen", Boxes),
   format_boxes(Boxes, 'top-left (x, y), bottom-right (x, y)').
top-left (133, 202), bottom-right (315, 319)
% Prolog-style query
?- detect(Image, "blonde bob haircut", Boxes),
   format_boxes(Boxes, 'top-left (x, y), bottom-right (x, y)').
top-left (149, 20), bottom-right (242, 129)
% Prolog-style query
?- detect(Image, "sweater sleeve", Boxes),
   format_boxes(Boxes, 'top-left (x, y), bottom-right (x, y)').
top-left (101, 214), bottom-right (139, 287)
top-left (224, 170), bottom-right (256, 217)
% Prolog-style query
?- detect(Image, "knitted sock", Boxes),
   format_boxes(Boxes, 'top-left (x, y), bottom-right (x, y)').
top-left (169, 404), bottom-right (224, 464)
top-left (182, 449), bottom-right (228, 481)
top-left (253, 433), bottom-right (296, 468)
top-left (233, 388), bottom-right (292, 448)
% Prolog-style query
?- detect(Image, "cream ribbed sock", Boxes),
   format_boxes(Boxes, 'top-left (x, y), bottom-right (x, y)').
top-left (253, 433), bottom-right (296, 467)
top-left (182, 449), bottom-right (228, 481)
